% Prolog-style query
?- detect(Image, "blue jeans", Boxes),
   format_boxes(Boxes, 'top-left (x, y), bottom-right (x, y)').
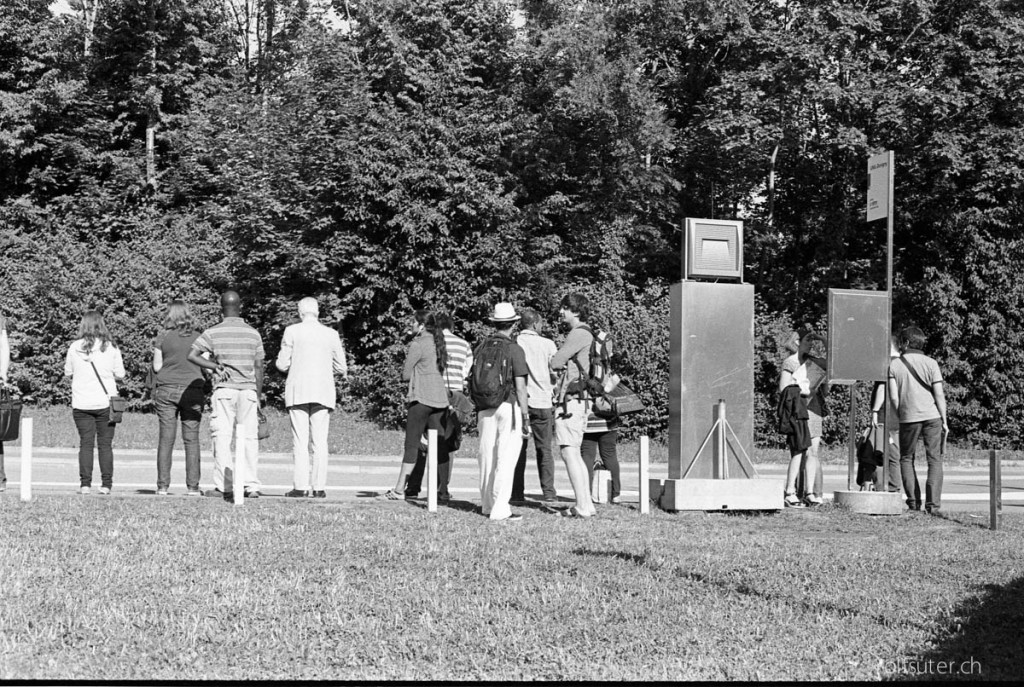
top-left (899, 418), bottom-right (944, 511)
top-left (155, 383), bottom-right (204, 491)
top-left (513, 407), bottom-right (556, 499)
top-left (73, 407), bottom-right (115, 488)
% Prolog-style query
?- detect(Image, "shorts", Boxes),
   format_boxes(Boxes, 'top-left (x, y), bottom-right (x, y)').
top-left (554, 398), bottom-right (589, 448)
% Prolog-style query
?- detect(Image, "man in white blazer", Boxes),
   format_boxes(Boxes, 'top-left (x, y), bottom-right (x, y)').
top-left (276, 297), bottom-right (348, 498)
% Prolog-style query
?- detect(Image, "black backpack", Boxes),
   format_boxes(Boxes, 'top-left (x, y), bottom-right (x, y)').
top-left (469, 336), bottom-right (515, 410)
top-left (567, 325), bottom-right (612, 399)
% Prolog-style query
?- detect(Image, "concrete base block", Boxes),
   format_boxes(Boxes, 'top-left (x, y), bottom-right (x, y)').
top-left (833, 490), bottom-right (905, 515)
top-left (658, 478), bottom-right (783, 511)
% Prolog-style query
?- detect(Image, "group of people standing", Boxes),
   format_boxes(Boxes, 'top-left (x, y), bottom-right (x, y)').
top-left (777, 325), bottom-right (948, 513)
top-left (385, 292), bottom-right (619, 521)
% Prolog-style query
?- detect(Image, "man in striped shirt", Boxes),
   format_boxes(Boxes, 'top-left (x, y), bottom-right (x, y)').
top-left (187, 290), bottom-right (265, 501)
top-left (406, 312), bottom-right (472, 502)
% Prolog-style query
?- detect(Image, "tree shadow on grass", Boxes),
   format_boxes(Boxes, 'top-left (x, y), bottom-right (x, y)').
top-left (895, 575), bottom-right (1024, 681)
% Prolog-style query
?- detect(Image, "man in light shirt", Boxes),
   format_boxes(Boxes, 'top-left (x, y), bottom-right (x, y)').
top-left (511, 307), bottom-right (558, 503)
top-left (275, 297), bottom-right (348, 498)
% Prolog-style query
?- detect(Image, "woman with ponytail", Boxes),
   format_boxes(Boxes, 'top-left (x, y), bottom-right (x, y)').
top-left (383, 309), bottom-right (450, 499)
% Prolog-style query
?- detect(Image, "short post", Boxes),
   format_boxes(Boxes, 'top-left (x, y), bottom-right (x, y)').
top-left (234, 423), bottom-right (245, 508)
top-left (639, 435), bottom-right (650, 515)
top-left (990, 449), bottom-right (1001, 531)
top-left (713, 400), bottom-right (728, 479)
top-left (427, 429), bottom-right (438, 513)
top-left (20, 417), bottom-right (32, 502)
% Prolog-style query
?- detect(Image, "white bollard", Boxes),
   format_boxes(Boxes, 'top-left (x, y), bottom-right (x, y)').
top-left (234, 423), bottom-right (245, 508)
top-left (639, 435), bottom-right (649, 515)
top-left (20, 417), bottom-right (32, 502)
top-left (427, 429), bottom-right (438, 513)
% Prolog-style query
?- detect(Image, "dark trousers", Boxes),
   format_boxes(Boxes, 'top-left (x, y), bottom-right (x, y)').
top-left (73, 407), bottom-right (115, 488)
top-left (858, 428), bottom-right (902, 492)
top-left (155, 383), bottom-right (204, 491)
top-left (512, 407), bottom-right (556, 500)
top-left (899, 418), bottom-right (944, 511)
top-left (0, 441), bottom-right (5, 486)
top-left (403, 402), bottom-right (450, 498)
top-left (581, 429), bottom-right (620, 500)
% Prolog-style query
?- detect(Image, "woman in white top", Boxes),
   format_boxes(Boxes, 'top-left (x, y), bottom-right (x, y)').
top-left (64, 311), bottom-right (125, 495)
top-left (778, 328), bottom-right (828, 507)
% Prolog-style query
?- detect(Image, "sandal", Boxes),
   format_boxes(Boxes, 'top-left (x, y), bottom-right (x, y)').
top-left (557, 506), bottom-right (595, 518)
top-left (784, 492), bottom-right (805, 508)
top-left (382, 489), bottom-right (404, 500)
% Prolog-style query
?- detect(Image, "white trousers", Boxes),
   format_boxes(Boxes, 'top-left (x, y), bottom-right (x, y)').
top-left (289, 403), bottom-right (331, 490)
top-left (477, 402), bottom-right (524, 520)
top-left (210, 388), bottom-right (260, 492)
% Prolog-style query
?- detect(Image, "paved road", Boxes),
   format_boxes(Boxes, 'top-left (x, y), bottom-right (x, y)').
top-left (3, 446), bottom-right (1020, 513)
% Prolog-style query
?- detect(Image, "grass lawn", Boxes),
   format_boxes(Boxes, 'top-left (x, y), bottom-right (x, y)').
top-left (1, 495), bottom-right (1021, 680)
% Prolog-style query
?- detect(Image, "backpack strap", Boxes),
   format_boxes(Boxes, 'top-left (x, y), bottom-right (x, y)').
top-left (89, 360), bottom-right (110, 396)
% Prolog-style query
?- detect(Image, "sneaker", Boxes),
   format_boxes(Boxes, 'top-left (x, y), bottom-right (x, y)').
top-left (610, 496), bottom-right (621, 505)
top-left (156, 489), bottom-right (169, 496)
top-left (784, 493), bottom-right (805, 508)
top-left (186, 490), bottom-right (202, 497)
top-left (0, 482), bottom-right (6, 493)
top-left (79, 486), bottom-right (91, 495)
top-left (98, 486), bottom-right (111, 495)
top-left (494, 513), bottom-right (524, 523)
top-left (244, 490), bottom-right (260, 499)
top-left (204, 488), bottom-right (231, 500)
top-left (312, 490), bottom-right (327, 499)
top-left (285, 489), bottom-right (310, 498)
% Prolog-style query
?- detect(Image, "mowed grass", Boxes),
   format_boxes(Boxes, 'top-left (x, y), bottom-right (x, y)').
top-left (1, 495), bottom-right (1022, 680)
top-left (16, 406), bottom-right (1024, 467)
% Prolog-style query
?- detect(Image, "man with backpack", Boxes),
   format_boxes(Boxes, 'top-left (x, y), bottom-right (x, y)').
top-left (471, 302), bottom-right (531, 522)
top-left (887, 326), bottom-right (949, 514)
top-left (549, 292), bottom-right (597, 518)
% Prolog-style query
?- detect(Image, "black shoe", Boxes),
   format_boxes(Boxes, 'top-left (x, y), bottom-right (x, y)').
top-left (205, 488), bottom-right (230, 499)
top-left (312, 491), bottom-right (327, 499)
top-left (244, 490), bottom-right (260, 499)
top-left (437, 493), bottom-right (451, 504)
top-left (285, 489), bottom-right (309, 498)
top-left (405, 493), bottom-right (420, 501)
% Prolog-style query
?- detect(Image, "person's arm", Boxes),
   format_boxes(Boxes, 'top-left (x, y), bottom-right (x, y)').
top-left (870, 382), bottom-right (884, 426)
top-left (0, 326), bottom-right (9, 383)
top-left (401, 340), bottom-right (420, 382)
top-left (462, 349), bottom-right (473, 386)
top-left (112, 347), bottom-right (126, 381)
top-left (187, 337), bottom-right (224, 375)
top-left (255, 358), bottom-right (265, 398)
top-left (275, 327), bottom-right (293, 373)
top-left (152, 348), bottom-right (163, 373)
top-left (515, 375), bottom-right (530, 435)
top-left (550, 329), bottom-right (587, 371)
top-left (887, 377), bottom-right (900, 417)
top-left (933, 381), bottom-right (948, 434)
top-left (64, 344), bottom-right (74, 378)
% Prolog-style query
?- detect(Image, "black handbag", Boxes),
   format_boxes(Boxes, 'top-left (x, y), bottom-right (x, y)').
top-left (856, 427), bottom-right (883, 467)
top-left (90, 361), bottom-right (127, 424)
top-left (257, 407), bottom-right (270, 440)
top-left (0, 387), bottom-right (22, 441)
top-left (592, 381), bottom-right (645, 419)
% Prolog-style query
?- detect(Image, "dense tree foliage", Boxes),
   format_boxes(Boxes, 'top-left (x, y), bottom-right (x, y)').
top-left (2, 0), bottom-right (1023, 447)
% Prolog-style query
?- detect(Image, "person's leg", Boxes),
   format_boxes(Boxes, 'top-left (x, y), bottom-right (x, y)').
top-left (154, 387), bottom-right (179, 491)
top-left (511, 431), bottom-right (528, 501)
top-left (96, 411), bottom-right (115, 490)
top-left (477, 407), bottom-right (498, 514)
top-left (309, 404), bottom-right (331, 492)
top-left (421, 407), bottom-right (452, 499)
top-left (805, 437), bottom-right (822, 501)
top-left (885, 430), bottom-right (902, 493)
top-left (555, 398), bottom-right (595, 516)
top-left (899, 422), bottom-right (923, 509)
top-left (73, 408), bottom-right (96, 488)
top-left (395, 403), bottom-right (431, 493)
top-left (289, 404), bottom-right (312, 491)
top-left (784, 448), bottom-right (804, 500)
top-left (531, 408), bottom-right (557, 499)
top-left (0, 441), bottom-right (5, 489)
top-left (179, 385), bottom-right (204, 492)
top-left (209, 388), bottom-right (236, 492)
top-left (600, 430), bottom-right (620, 500)
top-left (580, 433), bottom-right (598, 488)
top-left (238, 389), bottom-right (260, 492)
top-left (489, 402), bottom-right (524, 520)
top-left (921, 417), bottom-right (944, 512)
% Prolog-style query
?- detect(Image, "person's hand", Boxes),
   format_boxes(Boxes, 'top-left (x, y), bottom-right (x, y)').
top-left (871, 410), bottom-right (880, 427)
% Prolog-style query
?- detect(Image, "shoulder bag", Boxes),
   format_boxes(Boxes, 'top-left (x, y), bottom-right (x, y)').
top-left (90, 361), bottom-right (127, 424)
top-left (0, 387), bottom-right (22, 441)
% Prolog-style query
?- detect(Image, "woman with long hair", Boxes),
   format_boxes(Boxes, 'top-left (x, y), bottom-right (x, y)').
top-left (152, 300), bottom-right (205, 496)
top-left (778, 327), bottom-right (828, 507)
top-left (383, 309), bottom-right (449, 499)
top-left (64, 310), bottom-right (125, 495)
